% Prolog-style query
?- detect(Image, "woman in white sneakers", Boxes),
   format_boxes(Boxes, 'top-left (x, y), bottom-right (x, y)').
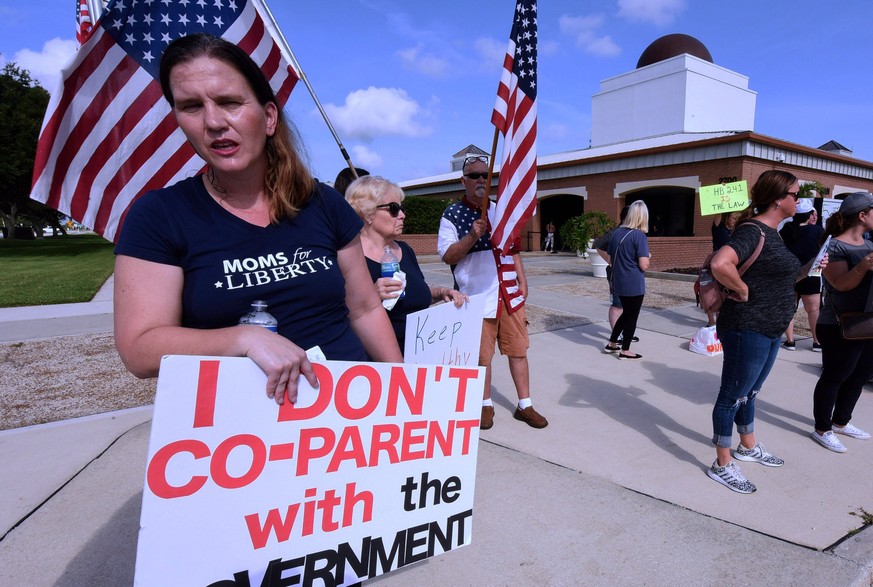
top-left (810, 192), bottom-right (873, 452)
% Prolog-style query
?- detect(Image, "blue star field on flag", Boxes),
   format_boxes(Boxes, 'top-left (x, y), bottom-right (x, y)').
top-left (102, 0), bottom-right (245, 79)
top-left (511, 1), bottom-right (537, 100)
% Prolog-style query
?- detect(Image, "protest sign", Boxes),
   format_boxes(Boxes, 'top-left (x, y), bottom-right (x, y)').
top-left (135, 356), bottom-right (484, 586)
top-left (821, 197), bottom-right (841, 226)
top-left (699, 180), bottom-right (749, 216)
top-left (404, 294), bottom-right (485, 365)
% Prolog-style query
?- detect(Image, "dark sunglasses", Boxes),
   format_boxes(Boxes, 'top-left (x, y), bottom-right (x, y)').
top-left (464, 156), bottom-right (489, 165)
top-left (464, 172), bottom-right (488, 180)
top-left (376, 202), bottom-right (405, 217)
top-left (785, 191), bottom-right (800, 201)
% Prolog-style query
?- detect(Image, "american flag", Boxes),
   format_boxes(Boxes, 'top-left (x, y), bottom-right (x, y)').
top-left (490, 0), bottom-right (537, 255)
top-left (32, 0), bottom-right (298, 242)
top-left (75, 0), bottom-right (95, 46)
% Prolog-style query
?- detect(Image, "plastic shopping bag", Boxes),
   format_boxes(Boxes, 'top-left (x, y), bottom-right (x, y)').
top-left (689, 325), bottom-right (722, 356)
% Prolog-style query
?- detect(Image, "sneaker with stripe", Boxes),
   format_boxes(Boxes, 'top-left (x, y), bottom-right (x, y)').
top-left (732, 442), bottom-right (784, 467)
top-left (707, 460), bottom-right (756, 494)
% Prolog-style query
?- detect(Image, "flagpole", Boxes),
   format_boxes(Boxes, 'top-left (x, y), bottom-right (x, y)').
top-left (481, 127), bottom-right (500, 219)
top-left (87, 0), bottom-right (103, 22)
top-left (255, 0), bottom-right (357, 175)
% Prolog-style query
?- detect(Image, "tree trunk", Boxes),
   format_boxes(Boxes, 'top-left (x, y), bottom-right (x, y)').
top-left (0, 202), bottom-right (17, 238)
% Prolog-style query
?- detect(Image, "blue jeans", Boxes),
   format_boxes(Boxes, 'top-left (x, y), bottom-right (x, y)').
top-left (711, 329), bottom-right (781, 448)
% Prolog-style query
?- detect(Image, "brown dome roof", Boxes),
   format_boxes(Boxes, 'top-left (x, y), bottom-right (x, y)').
top-left (637, 34), bottom-right (713, 68)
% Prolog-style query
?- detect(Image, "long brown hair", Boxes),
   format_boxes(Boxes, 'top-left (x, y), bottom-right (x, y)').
top-left (823, 205), bottom-right (868, 243)
top-left (159, 33), bottom-right (314, 222)
top-left (738, 170), bottom-right (797, 223)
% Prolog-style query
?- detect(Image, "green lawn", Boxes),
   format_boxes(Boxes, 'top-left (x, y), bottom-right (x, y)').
top-left (0, 233), bottom-right (116, 307)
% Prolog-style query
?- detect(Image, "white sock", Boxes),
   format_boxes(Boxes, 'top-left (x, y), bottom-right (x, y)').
top-left (482, 399), bottom-right (493, 407)
top-left (518, 398), bottom-right (532, 409)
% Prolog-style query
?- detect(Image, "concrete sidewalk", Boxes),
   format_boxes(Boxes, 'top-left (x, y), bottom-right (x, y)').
top-left (1, 255), bottom-right (872, 586)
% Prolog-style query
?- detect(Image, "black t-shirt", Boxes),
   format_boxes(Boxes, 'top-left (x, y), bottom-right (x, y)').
top-left (115, 176), bottom-right (368, 360)
top-left (365, 240), bottom-right (432, 354)
top-left (717, 220), bottom-right (801, 339)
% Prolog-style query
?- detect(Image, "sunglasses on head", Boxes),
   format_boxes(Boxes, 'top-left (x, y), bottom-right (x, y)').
top-left (464, 172), bottom-right (488, 180)
top-left (464, 156), bottom-right (489, 165)
top-left (376, 202), bottom-right (404, 217)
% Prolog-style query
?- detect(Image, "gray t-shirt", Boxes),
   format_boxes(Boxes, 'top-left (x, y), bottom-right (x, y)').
top-left (717, 220), bottom-right (801, 339)
top-left (819, 239), bottom-right (873, 325)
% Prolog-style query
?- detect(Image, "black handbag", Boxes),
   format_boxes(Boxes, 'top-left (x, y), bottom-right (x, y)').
top-left (828, 286), bottom-right (873, 340)
top-left (835, 311), bottom-right (873, 341)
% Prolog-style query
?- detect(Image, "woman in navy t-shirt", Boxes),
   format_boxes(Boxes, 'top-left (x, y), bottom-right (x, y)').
top-left (604, 200), bottom-right (650, 360)
top-left (114, 34), bottom-right (402, 405)
top-left (345, 176), bottom-right (466, 355)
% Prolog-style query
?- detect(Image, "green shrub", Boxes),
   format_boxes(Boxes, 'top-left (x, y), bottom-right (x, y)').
top-left (402, 196), bottom-right (453, 234)
top-left (560, 211), bottom-right (616, 252)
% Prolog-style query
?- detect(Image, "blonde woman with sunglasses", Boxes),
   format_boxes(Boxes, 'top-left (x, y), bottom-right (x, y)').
top-left (346, 176), bottom-right (466, 354)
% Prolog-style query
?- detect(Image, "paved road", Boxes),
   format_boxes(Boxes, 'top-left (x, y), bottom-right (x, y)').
top-left (1, 253), bottom-right (872, 586)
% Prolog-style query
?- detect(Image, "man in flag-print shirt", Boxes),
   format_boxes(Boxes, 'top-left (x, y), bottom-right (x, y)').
top-left (437, 156), bottom-right (548, 431)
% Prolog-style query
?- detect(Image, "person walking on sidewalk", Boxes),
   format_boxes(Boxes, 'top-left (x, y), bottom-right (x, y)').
top-left (596, 205), bottom-right (640, 349)
top-left (437, 155), bottom-right (547, 430)
top-left (810, 192), bottom-right (873, 453)
top-left (603, 201), bottom-right (650, 360)
top-left (706, 170), bottom-right (805, 493)
top-left (543, 220), bottom-right (556, 252)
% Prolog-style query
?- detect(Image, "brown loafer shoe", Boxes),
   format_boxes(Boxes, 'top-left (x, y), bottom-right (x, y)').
top-left (513, 406), bottom-right (548, 428)
top-left (481, 405), bottom-right (494, 430)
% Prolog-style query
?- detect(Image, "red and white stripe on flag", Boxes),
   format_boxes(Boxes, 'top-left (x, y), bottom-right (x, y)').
top-left (32, 0), bottom-right (298, 242)
top-left (497, 251), bottom-right (525, 314)
top-left (490, 0), bottom-right (537, 255)
top-left (75, 0), bottom-right (94, 46)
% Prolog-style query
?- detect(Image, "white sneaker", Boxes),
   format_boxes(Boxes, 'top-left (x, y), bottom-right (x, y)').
top-left (833, 423), bottom-right (871, 440)
top-left (811, 430), bottom-right (847, 453)
top-left (732, 442), bottom-right (784, 467)
top-left (707, 460), bottom-right (756, 494)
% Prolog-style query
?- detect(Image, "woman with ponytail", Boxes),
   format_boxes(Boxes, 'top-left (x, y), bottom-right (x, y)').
top-left (809, 192), bottom-right (873, 452)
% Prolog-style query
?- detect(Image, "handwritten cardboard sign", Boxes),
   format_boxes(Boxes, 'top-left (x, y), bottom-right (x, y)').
top-left (135, 356), bottom-right (484, 586)
top-left (403, 294), bottom-right (485, 366)
top-left (699, 180), bottom-right (749, 216)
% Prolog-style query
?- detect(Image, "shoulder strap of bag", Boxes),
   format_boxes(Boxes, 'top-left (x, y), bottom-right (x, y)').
top-left (737, 228), bottom-right (765, 276)
top-left (617, 227), bottom-right (634, 248)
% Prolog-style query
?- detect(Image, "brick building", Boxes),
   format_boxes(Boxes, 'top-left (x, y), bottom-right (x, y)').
top-left (400, 34), bottom-right (873, 270)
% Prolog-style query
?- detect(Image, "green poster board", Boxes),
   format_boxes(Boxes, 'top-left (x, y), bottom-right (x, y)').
top-left (699, 180), bottom-right (749, 216)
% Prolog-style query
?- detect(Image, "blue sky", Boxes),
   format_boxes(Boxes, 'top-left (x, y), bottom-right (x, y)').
top-left (2, 0), bottom-right (872, 185)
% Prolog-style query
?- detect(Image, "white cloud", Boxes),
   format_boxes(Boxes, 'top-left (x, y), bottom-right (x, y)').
top-left (323, 87), bottom-right (433, 141)
top-left (558, 14), bottom-right (621, 57)
top-left (350, 145), bottom-right (383, 169)
top-left (539, 40), bottom-right (560, 57)
top-left (617, 0), bottom-right (686, 26)
top-left (12, 38), bottom-right (76, 91)
top-left (542, 123), bottom-right (572, 141)
top-left (473, 37), bottom-right (506, 69)
top-left (396, 44), bottom-right (449, 78)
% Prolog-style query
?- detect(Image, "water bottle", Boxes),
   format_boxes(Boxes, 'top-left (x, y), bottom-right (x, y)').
top-left (380, 246), bottom-right (404, 298)
top-left (698, 268), bottom-right (714, 287)
top-left (239, 300), bottom-right (278, 332)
